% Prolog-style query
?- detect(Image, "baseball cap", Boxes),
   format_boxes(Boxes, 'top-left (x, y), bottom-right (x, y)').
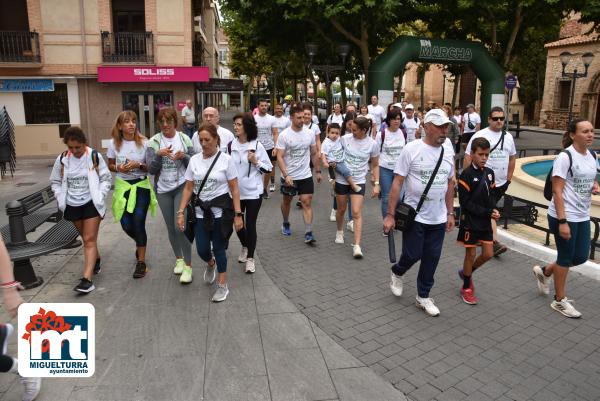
top-left (391, 103), bottom-right (403, 109)
top-left (466, 103), bottom-right (475, 109)
top-left (424, 108), bottom-right (450, 126)
top-left (285, 95), bottom-right (293, 101)
top-left (405, 103), bottom-right (414, 110)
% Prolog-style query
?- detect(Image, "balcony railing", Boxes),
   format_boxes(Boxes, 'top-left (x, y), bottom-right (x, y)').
top-left (101, 31), bottom-right (154, 64)
top-left (0, 31), bottom-right (41, 63)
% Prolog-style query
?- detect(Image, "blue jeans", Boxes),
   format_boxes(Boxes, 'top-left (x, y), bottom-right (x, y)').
top-left (194, 217), bottom-right (228, 273)
top-left (548, 215), bottom-right (590, 267)
top-left (379, 167), bottom-right (405, 218)
top-left (328, 161), bottom-right (352, 180)
top-left (391, 221), bottom-right (446, 298)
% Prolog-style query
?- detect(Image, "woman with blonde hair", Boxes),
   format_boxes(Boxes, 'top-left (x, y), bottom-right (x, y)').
top-left (146, 107), bottom-right (195, 283)
top-left (107, 110), bottom-right (157, 279)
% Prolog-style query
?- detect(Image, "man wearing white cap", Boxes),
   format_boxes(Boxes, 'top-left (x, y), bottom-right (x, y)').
top-left (383, 108), bottom-right (456, 317)
top-left (403, 104), bottom-right (420, 142)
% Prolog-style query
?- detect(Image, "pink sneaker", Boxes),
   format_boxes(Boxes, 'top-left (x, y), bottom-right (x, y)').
top-left (460, 287), bottom-right (478, 305)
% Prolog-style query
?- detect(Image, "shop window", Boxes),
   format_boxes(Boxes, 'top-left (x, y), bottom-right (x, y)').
top-left (23, 84), bottom-right (70, 124)
top-left (556, 79), bottom-right (572, 110)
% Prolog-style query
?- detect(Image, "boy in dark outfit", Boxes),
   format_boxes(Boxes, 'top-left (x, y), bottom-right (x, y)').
top-left (457, 137), bottom-right (501, 305)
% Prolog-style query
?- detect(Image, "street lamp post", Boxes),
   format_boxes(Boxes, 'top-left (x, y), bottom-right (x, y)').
top-left (560, 51), bottom-right (595, 126)
top-left (305, 42), bottom-right (350, 116)
top-left (441, 70), bottom-right (452, 105)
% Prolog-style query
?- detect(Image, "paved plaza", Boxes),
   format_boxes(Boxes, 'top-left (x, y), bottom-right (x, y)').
top-left (0, 128), bottom-right (598, 400)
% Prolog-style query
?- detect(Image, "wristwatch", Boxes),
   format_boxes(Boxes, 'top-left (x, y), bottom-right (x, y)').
top-left (374, 181), bottom-right (380, 185)
top-left (557, 218), bottom-right (567, 224)
top-left (235, 212), bottom-right (244, 217)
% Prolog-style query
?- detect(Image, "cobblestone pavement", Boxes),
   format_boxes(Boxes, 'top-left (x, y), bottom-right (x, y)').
top-left (256, 179), bottom-right (600, 401)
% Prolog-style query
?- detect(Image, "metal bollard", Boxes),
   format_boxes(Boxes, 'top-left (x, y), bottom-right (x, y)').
top-left (6, 200), bottom-right (27, 245)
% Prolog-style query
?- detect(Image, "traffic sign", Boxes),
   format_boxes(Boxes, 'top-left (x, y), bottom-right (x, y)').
top-left (505, 75), bottom-right (517, 90)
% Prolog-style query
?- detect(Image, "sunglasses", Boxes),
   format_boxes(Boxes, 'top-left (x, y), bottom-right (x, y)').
top-left (491, 116), bottom-right (505, 122)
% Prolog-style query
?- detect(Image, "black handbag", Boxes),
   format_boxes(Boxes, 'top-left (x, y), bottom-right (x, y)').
top-left (394, 147), bottom-right (444, 232)
top-left (467, 114), bottom-right (475, 130)
top-left (184, 152), bottom-right (222, 243)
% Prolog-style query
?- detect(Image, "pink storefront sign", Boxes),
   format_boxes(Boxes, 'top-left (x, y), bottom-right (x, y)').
top-left (97, 66), bottom-right (209, 83)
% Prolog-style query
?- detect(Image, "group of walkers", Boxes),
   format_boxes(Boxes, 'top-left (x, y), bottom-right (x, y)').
top-left (42, 97), bottom-right (598, 320)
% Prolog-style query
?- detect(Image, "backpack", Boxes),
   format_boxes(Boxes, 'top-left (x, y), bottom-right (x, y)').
top-left (543, 149), bottom-right (597, 201)
top-left (60, 149), bottom-right (100, 178)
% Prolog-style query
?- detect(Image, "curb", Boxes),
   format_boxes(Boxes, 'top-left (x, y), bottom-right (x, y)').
top-left (497, 228), bottom-right (600, 281)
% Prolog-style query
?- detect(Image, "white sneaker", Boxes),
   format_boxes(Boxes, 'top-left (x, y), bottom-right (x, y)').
top-left (551, 297), bottom-right (582, 318)
top-left (416, 296), bottom-right (440, 317)
top-left (212, 283), bottom-right (229, 302)
top-left (335, 230), bottom-right (344, 244)
top-left (352, 244), bottom-right (363, 259)
top-left (21, 376), bottom-right (41, 401)
top-left (346, 220), bottom-right (354, 232)
top-left (238, 247), bottom-right (248, 263)
top-left (329, 209), bottom-right (336, 222)
top-left (269, 183), bottom-right (276, 192)
top-left (245, 258), bottom-right (256, 274)
top-left (390, 272), bottom-right (403, 297)
top-left (532, 265), bottom-right (550, 295)
top-left (203, 259), bottom-right (216, 284)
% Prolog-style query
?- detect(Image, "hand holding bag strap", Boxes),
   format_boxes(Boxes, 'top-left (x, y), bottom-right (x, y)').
top-left (415, 146), bottom-right (444, 214)
top-left (193, 151), bottom-right (222, 205)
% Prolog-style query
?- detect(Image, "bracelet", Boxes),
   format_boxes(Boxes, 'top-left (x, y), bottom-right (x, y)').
top-left (386, 213), bottom-right (394, 218)
top-left (447, 212), bottom-right (455, 217)
top-left (0, 281), bottom-right (20, 289)
top-left (316, 170), bottom-right (322, 173)
top-left (176, 209), bottom-right (185, 215)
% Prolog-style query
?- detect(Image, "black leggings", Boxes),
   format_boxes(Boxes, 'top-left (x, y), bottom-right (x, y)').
top-left (235, 198), bottom-right (263, 258)
top-left (0, 355), bottom-right (13, 372)
top-left (120, 185), bottom-right (151, 247)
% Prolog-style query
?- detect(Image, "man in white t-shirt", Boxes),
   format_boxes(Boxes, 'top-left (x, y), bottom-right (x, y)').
top-left (403, 104), bottom-right (420, 142)
top-left (383, 108), bottom-right (456, 317)
top-left (192, 107), bottom-right (235, 155)
top-left (254, 99), bottom-right (279, 198)
top-left (181, 99), bottom-right (196, 138)
top-left (368, 95), bottom-right (386, 131)
top-left (464, 106), bottom-right (516, 256)
top-left (271, 104), bottom-right (291, 193)
top-left (461, 103), bottom-right (481, 150)
top-left (276, 104), bottom-right (322, 244)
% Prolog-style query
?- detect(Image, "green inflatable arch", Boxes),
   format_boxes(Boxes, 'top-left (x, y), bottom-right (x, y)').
top-left (368, 36), bottom-right (505, 127)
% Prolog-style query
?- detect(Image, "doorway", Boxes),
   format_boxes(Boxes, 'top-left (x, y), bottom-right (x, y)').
top-left (122, 92), bottom-right (173, 137)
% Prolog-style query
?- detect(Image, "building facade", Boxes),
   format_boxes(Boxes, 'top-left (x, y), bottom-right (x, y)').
top-left (540, 14), bottom-right (600, 129)
top-left (0, 0), bottom-right (224, 156)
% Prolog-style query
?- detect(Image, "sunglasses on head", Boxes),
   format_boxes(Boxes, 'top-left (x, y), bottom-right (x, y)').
top-left (491, 116), bottom-right (505, 121)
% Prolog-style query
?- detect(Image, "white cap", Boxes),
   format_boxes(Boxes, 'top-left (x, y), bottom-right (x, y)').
top-left (391, 103), bottom-right (403, 109)
top-left (424, 108), bottom-right (450, 126)
top-left (405, 103), bottom-right (414, 110)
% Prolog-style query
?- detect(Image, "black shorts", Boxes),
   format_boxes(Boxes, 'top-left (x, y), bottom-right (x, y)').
top-left (494, 182), bottom-right (509, 204)
top-left (280, 177), bottom-right (314, 196)
top-left (64, 201), bottom-right (100, 221)
top-left (334, 182), bottom-right (366, 196)
top-left (457, 227), bottom-right (493, 247)
top-left (266, 148), bottom-right (277, 162)
top-left (462, 132), bottom-right (475, 144)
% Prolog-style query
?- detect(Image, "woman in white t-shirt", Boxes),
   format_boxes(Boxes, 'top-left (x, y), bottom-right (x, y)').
top-left (107, 110), bottom-right (156, 279)
top-left (326, 103), bottom-right (344, 127)
top-left (177, 123), bottom-right (243, 303)
top-left (147, 107), bottom-right (195, 284)
top-left (359, 104), bottom-right (377, 138)
top-left (50, 127), bottom-right (112, 294)
top-left (230, 113), bottom-right (272, 274)
top-left (376, 108), bottom-right (406, 220)
top-left (533, 119), bottom-right (600, 318)
top-left (334, 116), bottom-right (380, 258)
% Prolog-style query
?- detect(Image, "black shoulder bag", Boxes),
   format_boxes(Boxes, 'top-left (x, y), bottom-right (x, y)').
top-left (394, 147), bottom-right (445, 232)
top-left (184, 152), bottom-right (222, 243)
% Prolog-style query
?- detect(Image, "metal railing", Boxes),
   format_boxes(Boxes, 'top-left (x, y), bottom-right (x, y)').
top-left (101, 31), bottom-right (153, 63)
top-left (501, 195), bottom-right (599, 260)
top-left (0, 31), bottom-right (40, 63)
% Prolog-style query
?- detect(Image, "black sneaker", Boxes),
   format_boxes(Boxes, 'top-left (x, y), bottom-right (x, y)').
top-left (0, 323), bottom-right (14, 355)
top-left (74, 278), bottom-right (95, 293)
top-left (493, 241), bottom-right (507, 257)
top-left (262, 190), bottom-right (270, 199)
top-left (296, 200), bottom-right (302, 208)
top-left (93, 258), bottom-right (101, 274)
top-left (133, 261), bottom-right (147, 279)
